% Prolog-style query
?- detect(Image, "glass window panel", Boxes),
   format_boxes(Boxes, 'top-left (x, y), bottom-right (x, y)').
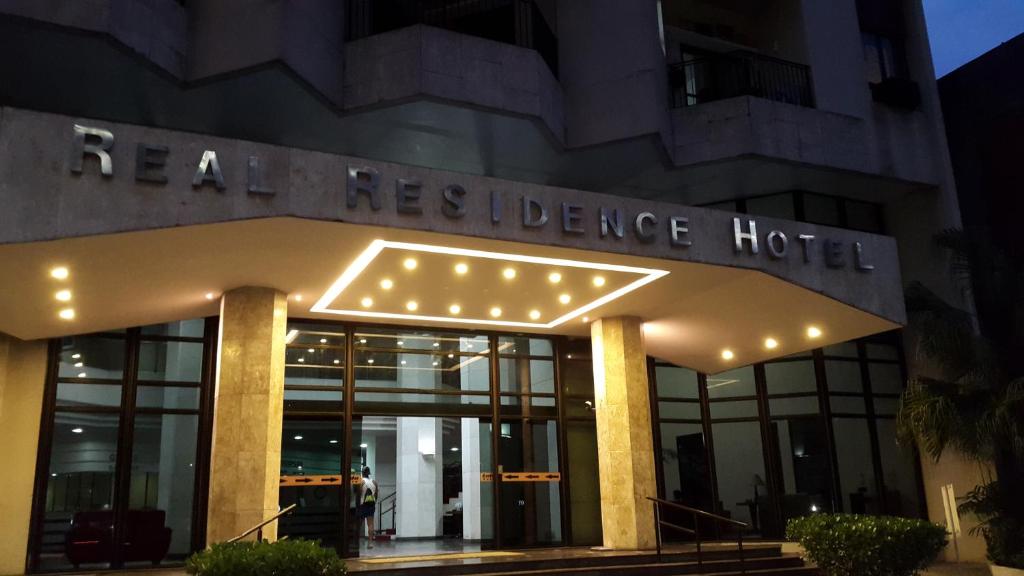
top-left (499, 397), bottom-right (559, 419)
top-left (562, 359), bottom-right (594, 398)
top-left (354, 391), bottom-right (491, 408)
top-left (41, 412), bottom-right (120, 571)
top-left (769, 396), bottom-right (821, 416)
top-left (823, 342), bottom-right (859, 358)
top-left (873, 397), bottom-right (899, 416)
top-left (135, 386), bottom-right (199, 410)
top-left (498, 336), bottom-right (553, 357)
top-left (701, 200), bottom-right (740, 212)
top-left (868, 363), bottom-right (904, 395)
top-left (140, 319), bottom-right (205, 339)
top-left (825, 360), bottom-right (863, 392)
top-left (659, 423), bottom-right (713, 511)
top-left (56, 383), bottom-right (122, 408)
top-left (354, 350), bottom-right (491, 393)
top-left (284, 388), bottom-right (344, 413)
top-left (137, 341), bottom-right (204, 382)
top-left (865, 342), bottom-right (899, 361)
top-left (566, 421), bottom-right (601, 545)
top-left (709, 400), bottom-right (758, 419)
top-left (658, 401), bottom-right (701, 420)
top-left (710, 421), bottom-right (769, 535)
top-left (804, 193), bottom-right (841, 226)
top-left (565, 398), bottom-right (597, 419)
top-left (655, 365), bottom-right (699, 399)
top-left (287, 325), bottom-right (347, 348)
top-left (287, 346), bottom-right (346, 375)
top-left (833, 418), bottom-right (880, 514)
top-left (846, 200), bottom-right (883, 233)
top-left (499, 358), bottom-right (555, 394)
top-left (356, 328), bottom-right (487, 354)
top-left (706, 366), bottom-right (755, 399)
top-left (499, 419), bottom-right (562, 545)
top-left (746, 193), bottom-right (796, 220)
top-left (875, 419), bottom-right (921, 517)
top-left (830, 396), bottom-right (867, 414)
top-left (771, 417), bottom-right (835, 523)
top-left (59, 336), bottom-right (125, 380)
top-left (128, 413), bottom-right (198, 563)
top-left (279, 419), bottom-right (345, 548)
top-left (764, 361), bottom-right (818, 395)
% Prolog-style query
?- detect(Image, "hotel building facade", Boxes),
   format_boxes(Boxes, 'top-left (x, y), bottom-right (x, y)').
top-left (0, 0), bottom-right (985, 572)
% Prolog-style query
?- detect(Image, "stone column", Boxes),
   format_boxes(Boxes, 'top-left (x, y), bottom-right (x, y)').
top-left (0, 335), bottom-right (48, 575)
top-left (206, 287), bottom-right (287, 544)
top-left (591, 316), bottom-right (657, 550)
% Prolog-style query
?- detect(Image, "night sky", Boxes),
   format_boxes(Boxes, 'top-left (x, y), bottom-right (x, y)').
top-left (924, 0), bottom-right (1024, 77)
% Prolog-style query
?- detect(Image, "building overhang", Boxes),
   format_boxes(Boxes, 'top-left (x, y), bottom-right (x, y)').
top-left (0, 108), bottom-right (906, 373)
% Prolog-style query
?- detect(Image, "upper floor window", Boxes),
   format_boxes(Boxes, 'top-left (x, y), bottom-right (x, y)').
top-left (701, 191), bottom-right (885, 234)
top-left (862, 32), bottom-right (908, 84)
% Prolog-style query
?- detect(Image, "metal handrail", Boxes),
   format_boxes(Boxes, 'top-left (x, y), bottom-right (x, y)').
top-left (376, 491), bottom-right (397, 536)
top-left (646, 496), bottom-right (749, 574)
top-left (227, 504), bottom-right (298, 543)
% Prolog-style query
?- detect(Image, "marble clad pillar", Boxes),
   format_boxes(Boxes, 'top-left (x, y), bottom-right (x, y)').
top-left (206, 287), bottom-right (287, 544)
top-left (590, 316), bottom-right (657, 550)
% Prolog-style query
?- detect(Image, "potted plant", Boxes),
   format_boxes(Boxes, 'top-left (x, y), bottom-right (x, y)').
top-left (897, 229), bottom-right (1024, 575)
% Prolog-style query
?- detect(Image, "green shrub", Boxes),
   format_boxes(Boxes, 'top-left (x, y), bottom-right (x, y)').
top-left (960, 482), bottom-right (1024, 568)
top-left (186, 539), bottom-right (346, 576)
top-left (786, 514), bottom-right (947, 576)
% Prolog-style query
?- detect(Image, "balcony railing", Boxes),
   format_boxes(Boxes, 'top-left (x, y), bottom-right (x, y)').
top-left (669, 51), bottom-right (813, 109)
top-left (346, 0), bottom-right (558, 77)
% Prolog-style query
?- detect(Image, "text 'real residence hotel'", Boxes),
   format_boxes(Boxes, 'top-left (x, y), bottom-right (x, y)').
top-left (0, 0), bottom-right (983, 573)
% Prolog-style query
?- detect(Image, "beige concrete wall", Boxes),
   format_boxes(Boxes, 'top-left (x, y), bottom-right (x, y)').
top-left (919, 452), bottom-right (991, 563)
top-left (0, 335), bottom-right (48, 576)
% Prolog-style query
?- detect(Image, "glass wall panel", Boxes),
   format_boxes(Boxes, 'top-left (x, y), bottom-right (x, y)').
top-left (709, 400), bottom-right (758, 419)
top-left (875, 419), bottom-right (921, 517)
top-left (658, 401), bottom-right (701, 420)
top-left (56, 383), bottom-right (122, 408)
top-left (868, 363), bottom-right (904, 394)
top-left (41, 412), bottom-right (121, 571)
top-left (832, 418), bottom-right (879, 514)
top-left (136, 386), bottom-right (200, 410)
top-left (280, 419), bottom-right (344, 548)
top-left (127, 413), bottom-right (199, 565)
top-left (499, 419), bottom-right (562, 545)
top-left (822, 342), bottom-right (859, 358)
top-left (769, 415), bottom-right (834, 522)
top-left (655, 365), bottom-right (699, 399)
top-left (764, 361), bottom-right (817, 394)
top-left (824, 360), bottom-right (863, 392)
top-left (846, 200), bottom-right (884, 233)
top-left (59, 336), bottom-right (125, 380)
top-left (710, 421), bottom-right (768, 535)
top-left (830, 396), bottom-right (867, 414)
top-left (566, 421), bottom-right (600, 545)
top-left (769, 396), bottom-right (820, 416)
top-left (746, 193), bottom-right (796, 220)
top-left (706, 366), bottom-right (756, 398)
top-left (659, 422), bottom-right (713, 512)
top-left (498, 358), bottom-right (555, 395)
top-left (137, 341), bottom-right (204, 382)
top-left (804, 193), bottom-right (841, 226)
top-left (354, 349), bottom-right (491, 394)
top-left (141, 320), bottom-right (205, 338)
top-left (497, 336), bottom-right (553, 357)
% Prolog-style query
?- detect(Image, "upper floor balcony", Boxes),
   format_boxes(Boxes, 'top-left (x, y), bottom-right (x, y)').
top-left (668, 50), bottom-right (814, 109)
top-left (346, 0), bottom-right (558, 78)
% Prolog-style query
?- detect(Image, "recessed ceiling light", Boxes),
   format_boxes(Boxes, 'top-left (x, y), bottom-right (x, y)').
top-left (293, 294), bottom-right (303, 302)
top-left (360, 443), bottom-right (368, 448)
top-left (294, 435), bottom-right (303, 440)
top-left (490, 307), bottom-right (502, 318)
top-left (380, 278), bottom-right (394, 290)
top-left (582, 317), bottom-right (589, 323)
top-left (593, 276), bottom-right (606, 287)
top-left (71, 427), bottom-right (83, 434)
top-left (451, 447), bottom-right (460, 452)
top-left (558, 294), bottom-right (571, 305)
top-left (74, 362), bottom-right (83, 368)
top-left (307, 348), bottom-right (314, 353)
top-left (297, 358), bottom-right (305, 363)
top-left (807, 326), bottom-right (823, 339)
top-left (367, 358), bottom-right (375, 364)
top-left (447, 353), bottom-right (454, 359)
top-left (406, 301), bottom-right (418, 311)
top-left (397, 340), bottom-right (404, 346)
top-left (529, 309), bottom-right (541, 320)
top-left (764, 338), bottom-right (779, 350)
top-left (360, 297), bottom-right (373, 308)
top-left (721, 349), bottom-right (735, 361)
top-left (56, 290), bottom-right (72, 302)
top-left (50, 267), bottom-right (69, 280)
top-left (449, 304), bottom-right (462, 315)
top-left (205, 292), bottom-right (216, 301)
top-left (454, 263), bottom-right (469, 275)
top-left (71, 353), bottom-right (81, 359)
top-left (432, 361), bottom-right (439, 366)
top-left (360, 338), bottom-right (367, 344)
top-left (58, 308), bottom-right (75, 320)
top-left (566, 354), bottom-right (573, 359)
top-left (320, 338), bottom-right (328, 344)
top-left (77, 372), bottom-right (87, 378)
top-left (401, 360), bottom-right (407, 365)
top-left (548, 272), bottom-right (562, 283)
top-left (333, 359), bottom-right (340, 365)
top-left (330, 439), bottom-right (338, 444)
top-left (502, 268), bottom-right (517, 280)
top-left (433, 342), bottom-right (440, 347)
top-left (403, 258), bottom-right (418, 270)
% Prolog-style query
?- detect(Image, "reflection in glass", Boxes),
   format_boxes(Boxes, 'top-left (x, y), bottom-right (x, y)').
top-left (354, 349), bottom-right (490, 393)
top-left (56, 383), bottom-right (122, 408)
top-left (832, 418), bottom-right (879, 514)
top-left (279, 419), bottom-right (343, 548)
top-left (710, 421), bottom-right (767, 536)
top-left (42, 412), bottom-right (120, 571)
top-left (655, 365), bottom-right (699, 399)
top-left (769, 415), bottom-right (834, 525)
top-left (566, 421), bottom-right (600, 545)
top-left (497, 336), bottom-right (553, 357)
top-left (128, 414), bottom-right (198, 563)
top-left (658, 401), bottom-right (701, 420)
top-left (875, 419), bottom-right (921, 517)
top-left (868, 363), bottom-right (904, 394)
top-left (824, 360), bottom-right (863, 392)
top-left (659, 422), bottom-right (713, 540)
top-left (706, 366), bottom-right (755, 398)
top-left (59, 336), bottom-right (125, 380)
top-left (141, 320), bottom-right (205, 338)
top-left (764, 361), bottom-right (817, 394)
top-left (135, 386), bottom-right (199, 410)
top-left (498, 358), bottom-right (555, 394)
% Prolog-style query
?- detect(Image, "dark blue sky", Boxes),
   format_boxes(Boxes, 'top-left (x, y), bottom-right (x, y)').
top-left (924, 0), bottom-right (1024, 77)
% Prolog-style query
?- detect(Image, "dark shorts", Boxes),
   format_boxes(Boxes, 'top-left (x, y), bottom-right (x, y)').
top-left (357, 502), bottom-right (376, 519)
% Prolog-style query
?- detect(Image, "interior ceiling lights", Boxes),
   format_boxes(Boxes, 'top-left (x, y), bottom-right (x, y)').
top-left (310, 240), bottom-right (669, 328)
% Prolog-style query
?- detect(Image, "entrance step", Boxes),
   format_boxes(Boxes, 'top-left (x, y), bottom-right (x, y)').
top-left (349, 545), bottom-right (818, 576)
